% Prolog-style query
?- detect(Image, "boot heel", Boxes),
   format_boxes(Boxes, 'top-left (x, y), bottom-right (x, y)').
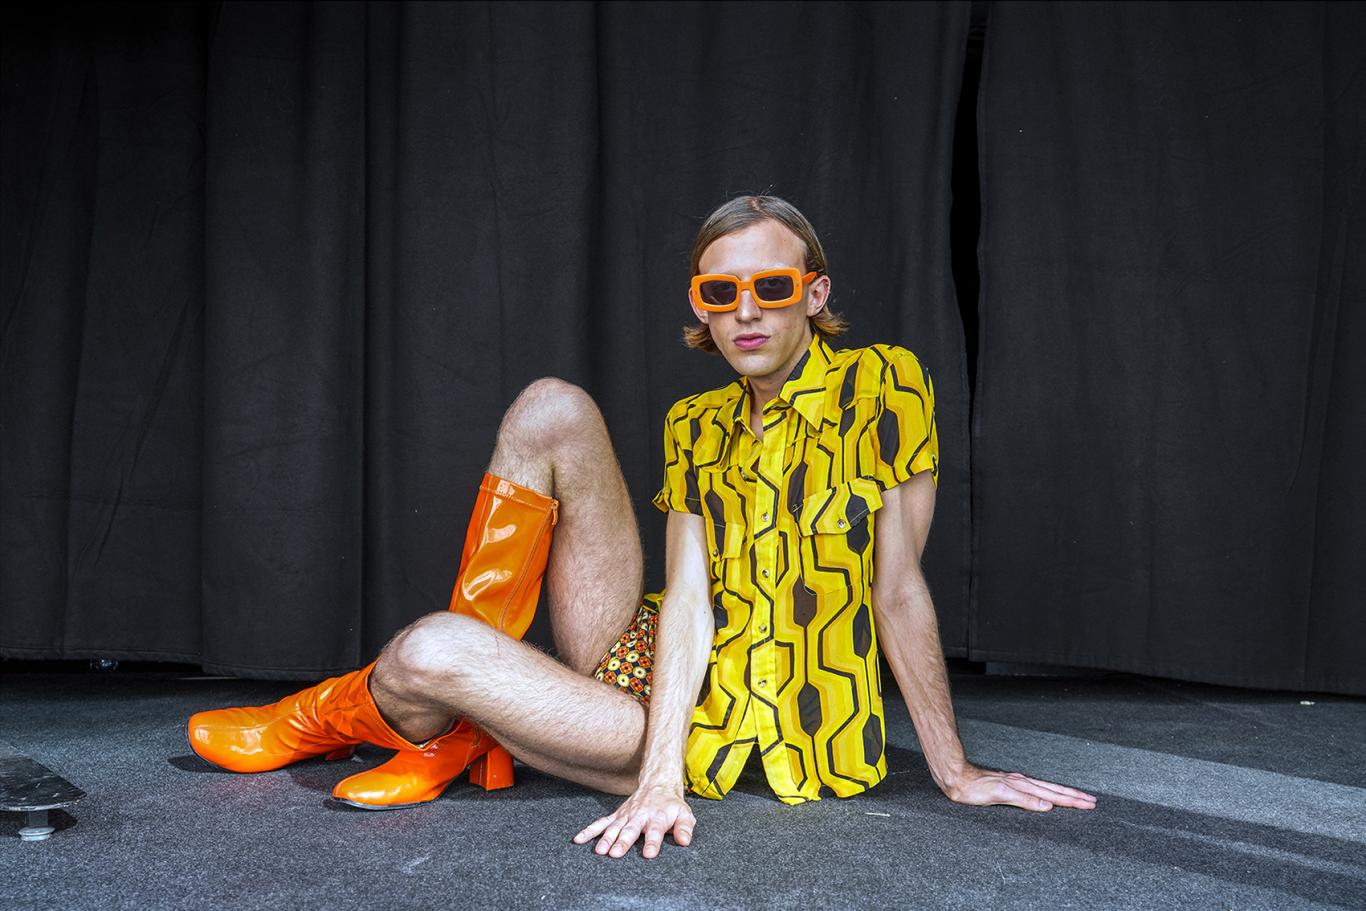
top-left (469, 745), bottom-right (514, 791)
top-left (325, 745), bottom-right (355, 761)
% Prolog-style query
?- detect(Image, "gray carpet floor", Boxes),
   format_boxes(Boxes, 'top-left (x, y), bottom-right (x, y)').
top-left (1, 668), bottom-right (1362, 910)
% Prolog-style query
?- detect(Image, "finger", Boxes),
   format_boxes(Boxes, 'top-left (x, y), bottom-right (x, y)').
top-left (1021, 776), bottom-right (1098, 803)
top-left (573, 816), bottom-right (615, 844)
top-left (1007, 771), bottom-right (1096, 799)
top-left (642, 818), bottom-right (668, 859)
top-left (1001, 783), bottom-right (1053, 811)
top-left (646, 806), bottom-right (685, 859)
top-left (609, 819), bottom-right (645, 858)
top-left (594, 818), bottom-right (627, 855)
top-left (1008, 775), bottom-right (1097, 808)
top-left (983, 777), bottom-right (1051, 812)
top-left (1032, 776), bottom-right (1086, 793)
top-left (1032, 787), bottom-right (1096, 809)
top-left (672, 810), bottom-right (696, 847)
top-left (1004, 779), bottom-right (1057, 811)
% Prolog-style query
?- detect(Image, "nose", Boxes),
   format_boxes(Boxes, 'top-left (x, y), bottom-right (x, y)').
top-left (734, 290), bottom-right (761, 322)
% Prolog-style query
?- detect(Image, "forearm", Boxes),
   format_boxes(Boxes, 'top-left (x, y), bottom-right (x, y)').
top-left (635, 589), bottom-right (712, 790)
top-left (872, 579), bottom-right (968, 794)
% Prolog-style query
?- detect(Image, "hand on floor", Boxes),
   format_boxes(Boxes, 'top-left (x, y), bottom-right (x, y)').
top-left (946, 763), bottom-right (1098, 812)
top-left (573, 782), bottom-right (696, 859)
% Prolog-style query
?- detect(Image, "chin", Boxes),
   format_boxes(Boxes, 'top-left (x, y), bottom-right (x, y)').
top-left (734, 351), bottom-right (784, 380)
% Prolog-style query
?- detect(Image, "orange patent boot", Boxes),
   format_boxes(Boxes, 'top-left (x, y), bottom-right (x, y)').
top-left (330, 473), bottom-right (557, 808)
top-left (444, 473), bottom-right (558, 637)
top-left (187, 663), bottom-right (422, 773)
top-left (331, 724), bottom-right (514, 809)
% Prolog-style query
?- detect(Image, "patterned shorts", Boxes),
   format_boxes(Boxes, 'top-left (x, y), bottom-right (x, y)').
top-left (592, 594), bottom-right (661, 708)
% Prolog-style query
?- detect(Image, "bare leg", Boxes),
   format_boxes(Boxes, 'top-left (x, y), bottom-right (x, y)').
top-left (375, 613), bottom-right (644, 794)
top-left (486, 379), bottom-right (645, 675)
top-left (371, 379), bottom-right (648, 793)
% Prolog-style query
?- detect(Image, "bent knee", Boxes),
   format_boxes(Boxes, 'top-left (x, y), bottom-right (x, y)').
top-left (519, 376), bottom-right (589, 406)
top-left (380, 613), bottom-right (488, 692)
top-left (503, 377), bottom-right (602, 444)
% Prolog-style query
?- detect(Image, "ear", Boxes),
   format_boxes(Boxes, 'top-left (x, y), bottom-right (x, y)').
top-left (689, 290), bottom-right (710, 325)
top-left (806, 274), bottom-right (832, 317)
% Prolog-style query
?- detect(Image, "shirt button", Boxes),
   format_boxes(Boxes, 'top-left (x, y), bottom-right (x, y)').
top-left (761, 568), bottom-right (770, 578)
top-left (758, 624), bottom-right (769, 634)
top-left (758, 679), bottom-right (768, 688)
top-left (837, 518), bottom-right (847, 528)
top-left (711, 549), bottom-right (718, 558)
top-left (760, 512), bottom-right (770, 522)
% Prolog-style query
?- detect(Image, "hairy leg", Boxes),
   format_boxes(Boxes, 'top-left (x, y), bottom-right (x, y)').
top-left (372, 378), bottom-right (648, 792)
top-left (372, 612), bottom-right (645, 794)
top-left (487, 378), bottom-right (645, 675)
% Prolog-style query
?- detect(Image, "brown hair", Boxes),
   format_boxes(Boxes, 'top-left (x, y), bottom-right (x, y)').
top-left (683, 195), bottom-right (849, 352)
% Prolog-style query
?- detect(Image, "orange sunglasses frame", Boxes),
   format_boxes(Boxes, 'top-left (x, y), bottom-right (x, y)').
top-left (689, 268), bottom-right (818, 312)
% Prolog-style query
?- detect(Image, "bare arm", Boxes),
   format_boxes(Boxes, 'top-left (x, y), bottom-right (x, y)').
top-left (636, 510), bottom-right (714, 791)
top-left (573, 509), bottom-right (714, 856)
top-left (872, 471), bottom-right (1097, 812)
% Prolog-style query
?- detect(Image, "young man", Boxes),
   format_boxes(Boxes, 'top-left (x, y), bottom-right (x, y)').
top-left (188, 195), bottom-right (1096, 861)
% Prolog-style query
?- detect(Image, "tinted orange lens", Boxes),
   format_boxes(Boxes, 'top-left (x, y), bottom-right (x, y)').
top-left (698, 279), bottom-right (738, 308)
top-left (752, 274), bottom-right (795, 302)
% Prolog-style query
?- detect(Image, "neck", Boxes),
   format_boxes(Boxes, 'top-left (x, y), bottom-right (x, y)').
top-left (746, 330), bottom-right (814, 429)
top-left (748, 375), bottom-right (783, 414)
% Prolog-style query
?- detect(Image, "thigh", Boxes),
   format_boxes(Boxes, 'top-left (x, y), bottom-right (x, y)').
top-left (380, 612), bottom-right (645, 794)
top-left (488, 381), bottom-right (645, 675)
top-left (455, 618), bottom-right (648, 794)
top-left (494, 671), bottom-right (647, 797)
top-left (542, 430), bottom-right (646, 676)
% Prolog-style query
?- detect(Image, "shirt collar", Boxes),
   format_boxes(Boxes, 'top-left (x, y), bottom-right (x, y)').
top-left (730, 335), bottom-right (836, 433)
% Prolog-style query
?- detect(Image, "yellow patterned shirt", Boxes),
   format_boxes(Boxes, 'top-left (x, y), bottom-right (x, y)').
top-left (651, 335), bottom-right (939, 804)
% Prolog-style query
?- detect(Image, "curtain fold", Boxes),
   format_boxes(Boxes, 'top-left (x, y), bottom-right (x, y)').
top-left (3, 1), bottom-right (972, 679)
top-left (2, 3), bottom-right (207, 663)
top-left (973, 0), bottom-right (1365, 694)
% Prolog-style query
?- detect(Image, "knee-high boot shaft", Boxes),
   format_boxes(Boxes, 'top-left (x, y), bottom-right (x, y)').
top-left (449, 474), bottom-right (558, 638)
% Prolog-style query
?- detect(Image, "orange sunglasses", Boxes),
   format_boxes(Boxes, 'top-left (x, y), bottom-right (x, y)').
top-left (690, 268), bottom-right (818, 312)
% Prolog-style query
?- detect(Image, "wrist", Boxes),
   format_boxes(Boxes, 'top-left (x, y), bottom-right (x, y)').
top-left (636, 766), bottom-right (685, 788)
top-left (636, 732), bottom-right (688, 792)
top-left (931, 756), bottom-right (972, 796)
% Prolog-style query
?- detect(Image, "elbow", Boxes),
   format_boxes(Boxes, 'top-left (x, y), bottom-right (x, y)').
top-left (873, 576), bottom-right (934, 622)
top-left (661, 588), bottom-right (715, 654)
top-left (686, 592), bottom-right (715, 659)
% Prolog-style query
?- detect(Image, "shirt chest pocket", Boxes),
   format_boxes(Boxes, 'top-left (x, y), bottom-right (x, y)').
top-left (793, 477), bottom-right (883, 594)
top-left (698, 469), bottom-right (747, 568)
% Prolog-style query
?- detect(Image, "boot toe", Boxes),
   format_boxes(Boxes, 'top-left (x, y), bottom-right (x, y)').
top-left (188, 708), bottom-right (279, 772)
top-left (333, 768), bottom-right (437, 809)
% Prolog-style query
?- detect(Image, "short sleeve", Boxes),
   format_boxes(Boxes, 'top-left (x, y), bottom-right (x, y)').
top-left (653, 398), bottom-right (702, 514)
top-left (869, 348), bottom-right (939, 489)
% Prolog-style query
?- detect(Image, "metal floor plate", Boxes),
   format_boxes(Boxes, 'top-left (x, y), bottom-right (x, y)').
top-left (0, 740), bottom-right (85, 840)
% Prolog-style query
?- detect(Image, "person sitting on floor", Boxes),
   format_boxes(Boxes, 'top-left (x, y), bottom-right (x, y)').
top-left (187, 194), bottom-right (1097, 859)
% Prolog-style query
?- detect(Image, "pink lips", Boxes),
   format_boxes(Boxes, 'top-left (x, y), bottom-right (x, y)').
top-left (734, 334), bottom-right (768, 350)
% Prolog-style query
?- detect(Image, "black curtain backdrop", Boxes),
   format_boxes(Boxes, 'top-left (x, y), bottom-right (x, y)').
top-left (974, 2), bottom-right (1365, 694)
top-left (2, 2), bottom-right (974, 678)
top-left (4, 2), bottom-right (1362, 696)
